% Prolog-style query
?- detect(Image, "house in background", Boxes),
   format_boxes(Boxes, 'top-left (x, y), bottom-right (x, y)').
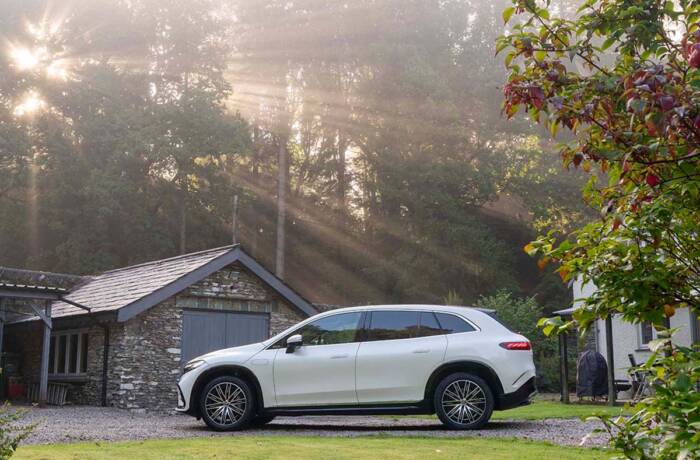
top-left (573, 279), bottom-right (699, 384)
top-left (1, 245), bottom-right (317, 411)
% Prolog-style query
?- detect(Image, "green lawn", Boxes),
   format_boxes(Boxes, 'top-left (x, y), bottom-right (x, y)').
top-left (491, 400), bottom-right (631, 421)
top-left (15, 436), bottom-right (610, 460)
top-left (382, 400), bottom-right (631, 422)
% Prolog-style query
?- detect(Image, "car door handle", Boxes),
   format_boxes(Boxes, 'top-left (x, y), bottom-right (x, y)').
top-left (330, 354), bottom-right (349, 359)
top-left (412, 349), bottom-right (430, 354)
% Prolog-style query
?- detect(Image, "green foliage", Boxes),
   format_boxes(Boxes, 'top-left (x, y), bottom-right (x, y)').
top-left (0, 404), bottom-right (33, 459)
top-left (443, 290), bottom-right (464, 306)
top-left (0, 1), bottom-right (579, 311)
top-left (499, 0), bottom-right (700, 456)
top-left (476, 290), bottom-right (560, 390)
top-left (594, 337), bottom-right (700, 460)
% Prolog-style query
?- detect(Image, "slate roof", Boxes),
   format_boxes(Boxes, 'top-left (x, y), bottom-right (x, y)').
top-left (50, 245), bottom-right (317, 321)
top-left (0, 267), bottom-right (86, 292)
top-left (0, 281), bottom-right (68, 295)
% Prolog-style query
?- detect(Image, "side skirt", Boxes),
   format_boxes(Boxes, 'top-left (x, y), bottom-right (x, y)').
top-left (265, 402), bottom-right (433, 417)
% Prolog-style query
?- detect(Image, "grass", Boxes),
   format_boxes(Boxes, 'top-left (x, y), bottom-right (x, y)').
top-left (382, 399), bottom-right (631, 423)
top-left (15, 436), bottom-right (611, 460)
top-left (491, 400), bottom-right (631, 421)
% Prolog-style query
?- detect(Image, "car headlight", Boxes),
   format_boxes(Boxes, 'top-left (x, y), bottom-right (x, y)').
top-left (183, 359), bottom-right (205, 374)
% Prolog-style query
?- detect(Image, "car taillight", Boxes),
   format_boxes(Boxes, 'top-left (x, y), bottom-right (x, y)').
top-left (499, 341), bottom-right (531, 350)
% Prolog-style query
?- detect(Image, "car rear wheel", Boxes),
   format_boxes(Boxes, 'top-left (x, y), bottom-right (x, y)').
top-left (434, 372), bottom-right (494, 430)
top-left (200, 375), bottom-right (255, 431)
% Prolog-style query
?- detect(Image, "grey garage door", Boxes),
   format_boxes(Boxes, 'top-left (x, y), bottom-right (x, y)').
top-left (181, 310), bottom-right (269, 364)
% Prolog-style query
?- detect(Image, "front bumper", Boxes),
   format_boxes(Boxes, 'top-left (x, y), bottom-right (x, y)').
top-left (175, 363), bottom-right (207, 414)
top-left (496, 377), bottom-right (537, 410)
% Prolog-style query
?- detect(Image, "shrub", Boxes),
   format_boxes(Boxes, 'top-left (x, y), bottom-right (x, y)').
top-left (476, 290), bottom-right (561, 391)
top-left (0, 403), bottom-right (33, 459)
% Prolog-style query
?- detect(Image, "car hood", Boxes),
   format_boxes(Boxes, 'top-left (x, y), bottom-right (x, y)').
top-left (198, 342), bottom-right (267, 364)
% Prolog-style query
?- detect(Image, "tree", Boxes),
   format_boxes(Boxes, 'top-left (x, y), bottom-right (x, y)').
top-left (499, 0), bottom-right (700, 457)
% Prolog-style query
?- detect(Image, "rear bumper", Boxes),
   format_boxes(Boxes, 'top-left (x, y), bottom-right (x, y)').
top-left (496, 377), bottom-right (537, 410)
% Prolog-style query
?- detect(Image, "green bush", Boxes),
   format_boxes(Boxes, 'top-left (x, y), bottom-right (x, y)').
top-left (594, 336), bottom-right (699, 460)
top-left (476, 290), bottom-right (561, 391)
top-left (0, 403), bottom-right (33, 459)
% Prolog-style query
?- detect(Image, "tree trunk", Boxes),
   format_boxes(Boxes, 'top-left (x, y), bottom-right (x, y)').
top-left (336, 130), bottom-right (347, 217)
top-left (275, 138), bottom-right (288, 279)
top-left (250, 125), bottom-right (261, 257)
top-left (179, 182), bottom-right (187, 254)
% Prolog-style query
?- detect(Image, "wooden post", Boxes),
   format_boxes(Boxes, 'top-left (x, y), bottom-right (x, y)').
top-left (101, 324), bottom-right (110, 407)
top-left (0, 299), bottom-right (5, 356)
top-left (0, 299), bottom-right (4, 400)
top-left (605, 316), bottom-right (615, 406)
top-left (0, 299), bottom-right (5, 375)
top-left (39, 300), bottom-right (52, 406)
top-left (559, 332), bottom-right (570, 403)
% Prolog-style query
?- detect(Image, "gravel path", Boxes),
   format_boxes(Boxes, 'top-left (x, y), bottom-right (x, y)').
top-left (19, 406), bottom-right (606, 447)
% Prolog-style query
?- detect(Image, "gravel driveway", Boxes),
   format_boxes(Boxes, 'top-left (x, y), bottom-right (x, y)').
top-left (18, 406), bottom-right (607, 447)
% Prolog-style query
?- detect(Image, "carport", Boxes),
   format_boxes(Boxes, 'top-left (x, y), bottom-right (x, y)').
top-left (0, 268), bottom-right (89, 405)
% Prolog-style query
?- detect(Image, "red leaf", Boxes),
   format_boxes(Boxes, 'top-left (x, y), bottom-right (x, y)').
top-left (690, 44), bottom-right (700, 68)
top-left (646, 173), bottom-right (661, 187)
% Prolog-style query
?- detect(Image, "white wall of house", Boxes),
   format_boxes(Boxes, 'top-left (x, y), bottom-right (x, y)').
top-left (574, 279), bottom-right (698, 382)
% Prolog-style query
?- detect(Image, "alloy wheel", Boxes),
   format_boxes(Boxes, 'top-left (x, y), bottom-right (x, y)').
top-left (440, 379), bottom-right (486, 425)
top-left (204, 381), bottom-right (247, 426)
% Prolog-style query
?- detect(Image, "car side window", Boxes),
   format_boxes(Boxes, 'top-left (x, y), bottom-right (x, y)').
top-left (435, 312), bottom-right (476, 334)
top-left (418, 312), bottom-right (444, 337)
top-left (366, 311), bottom-right (420, 341)
top-left (292, 312), bottom-right (363, 347)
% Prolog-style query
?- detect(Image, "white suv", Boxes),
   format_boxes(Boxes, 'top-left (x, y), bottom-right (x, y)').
top-left (176, 305), bottom-right (536, 430)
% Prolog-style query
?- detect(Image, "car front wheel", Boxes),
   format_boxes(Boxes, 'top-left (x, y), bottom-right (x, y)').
top-left (200, 375), bottom-right (255, 431)
top-left (434, 372), bottom-right (494, 430)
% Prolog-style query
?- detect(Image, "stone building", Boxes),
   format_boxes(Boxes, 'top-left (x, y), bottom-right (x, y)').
top-left (4, 245), bottom-right (317, 411)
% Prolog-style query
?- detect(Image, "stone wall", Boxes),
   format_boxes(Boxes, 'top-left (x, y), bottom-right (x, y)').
top-left (5, 262), bottom-right (309, 412)
top-left (109, 300), bottom-right (181, 412)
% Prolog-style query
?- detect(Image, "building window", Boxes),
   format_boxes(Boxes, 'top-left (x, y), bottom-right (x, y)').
top-left (49, 331), bottom-right (88, 376)
top-left (639, 321), bottom-right (654, 348)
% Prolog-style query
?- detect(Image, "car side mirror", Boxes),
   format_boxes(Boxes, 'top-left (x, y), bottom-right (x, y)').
top-left (286, 334), bottom-right (303, 354)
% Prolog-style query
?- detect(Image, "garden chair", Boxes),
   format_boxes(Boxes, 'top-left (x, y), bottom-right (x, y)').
top-left (628, 354), bottom-right (650, 402)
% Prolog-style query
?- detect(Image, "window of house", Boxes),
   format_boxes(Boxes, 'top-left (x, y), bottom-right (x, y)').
top-left (639, 321), bottom-right (654, 348)
top-left (49, 331), bottom-right (88, 376)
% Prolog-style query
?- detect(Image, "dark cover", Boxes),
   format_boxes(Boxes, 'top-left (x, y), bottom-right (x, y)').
top-left (576, 350), bottom-right (609, 397)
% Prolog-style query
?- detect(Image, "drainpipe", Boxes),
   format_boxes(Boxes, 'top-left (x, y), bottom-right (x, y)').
top-left (101, 324), bottom-right (110, 407)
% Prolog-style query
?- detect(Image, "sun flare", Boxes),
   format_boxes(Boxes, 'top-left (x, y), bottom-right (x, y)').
top-left (9, 45), bottom-right (46, 70)
top-left (14, 91), bottom-right (46, 117)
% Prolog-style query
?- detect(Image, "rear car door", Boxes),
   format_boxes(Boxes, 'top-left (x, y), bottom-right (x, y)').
top-left (272, 311), bottom-right (363, 406)
top-left (355, 310), bottom-right (447, 403)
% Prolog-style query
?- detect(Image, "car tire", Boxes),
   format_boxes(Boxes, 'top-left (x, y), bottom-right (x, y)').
top-left (200, 375), bottom-right (255, 431)
top-left (434, 372), bottom-right (494, 430)
top-left (250, 414), bottom-right (276, 427)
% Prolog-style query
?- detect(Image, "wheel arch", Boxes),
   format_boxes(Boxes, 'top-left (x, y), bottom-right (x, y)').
top-left (424, 361), bottom-right (505, 410)
top-left (191, 365), bottom-right (265, 416)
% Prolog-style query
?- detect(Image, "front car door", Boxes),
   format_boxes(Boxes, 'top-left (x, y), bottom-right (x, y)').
top-left (355, 310), bottom-right (448, 403)
top-left (272, 311), bottom-right (364, 407)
